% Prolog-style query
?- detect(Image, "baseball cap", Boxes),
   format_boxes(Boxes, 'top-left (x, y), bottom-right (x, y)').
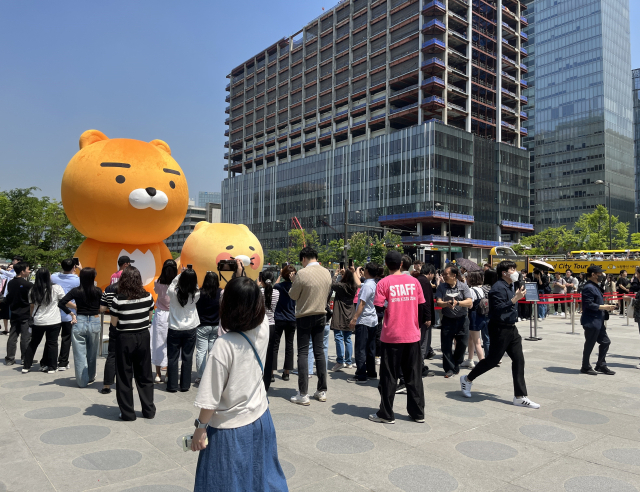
top-left (118, 255), bottom-right (135, 266)
top-left (586, 265), bottom-right (604, 275)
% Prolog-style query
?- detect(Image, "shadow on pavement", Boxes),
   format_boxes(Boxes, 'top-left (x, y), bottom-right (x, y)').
top-left (443, 390), bottom-right (511, 405)
top-left (544, 366), bottom-right (580, 374)
top-left (83, 403), bottom-right (121, 421)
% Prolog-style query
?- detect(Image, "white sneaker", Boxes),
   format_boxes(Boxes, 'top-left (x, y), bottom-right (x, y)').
top-left (290, 392), bottom-right (310, 405)
top-left (47, 368), bottom-right (57, 374)
top-left (636, 363), bottom-right (640, 370)
top-left (368, 413), bottom-right (395, 424)
top-left (513, 396), bottom-right (540, 409)
top-left (22, 368), bottom-right (29, 374)
top-left (40, 366), bottom-right (48, 372)
top-left (313, 390), bottom-right (327, 402)
top-left (331, 363), bottom-right (345, 371)
top-left (345, 363), bottom-right (354, 369)
top-left (57, 364), bottom-right (70, 371)
top-left (375, 356), bottom-right (381, 366)
top-left (154, 375), bottom-right (162, 383)
top-left (460, 375), bottom-right (473, 398)
top-left (460, 360), bottom-right (475, 369)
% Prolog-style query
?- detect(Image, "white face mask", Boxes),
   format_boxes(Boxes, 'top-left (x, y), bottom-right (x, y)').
top-left (509, 272), bottom-right (519, 283)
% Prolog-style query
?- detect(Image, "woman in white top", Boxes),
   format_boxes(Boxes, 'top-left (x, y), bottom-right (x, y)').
top-left (23, 268), bottom-right (65, 374)
top-left (151, 259), bottom-right (178, 383)
top-left (191, 273), bottom-right (288, 491)
top-left (166, 267), bottom-right (200, 392)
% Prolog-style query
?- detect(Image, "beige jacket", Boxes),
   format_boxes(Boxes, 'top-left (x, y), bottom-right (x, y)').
top-left (289, 264), bottom-right (332, 318)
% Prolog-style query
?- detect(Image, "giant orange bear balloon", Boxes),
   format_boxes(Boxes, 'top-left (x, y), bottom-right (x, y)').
top-left (61, 130), bottom-right (189, 293)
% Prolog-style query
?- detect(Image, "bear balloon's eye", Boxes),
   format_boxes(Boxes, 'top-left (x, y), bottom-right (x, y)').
top-left (249, 246), bottom-right (255, 251)
top-left (116, 175), bottom-right (125, 184)
top-left (169, 181), bottom-right (175, 189)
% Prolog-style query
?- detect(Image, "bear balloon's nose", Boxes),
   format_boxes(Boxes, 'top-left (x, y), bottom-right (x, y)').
top-left (145, 187), bottom-right (157, 197)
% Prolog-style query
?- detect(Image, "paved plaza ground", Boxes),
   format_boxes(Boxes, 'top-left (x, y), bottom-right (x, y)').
top-left (3, 313), bottom-right (640, 491)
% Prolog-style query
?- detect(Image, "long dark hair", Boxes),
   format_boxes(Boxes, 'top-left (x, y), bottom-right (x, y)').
top-left (31, 268), bottom-right (52, 305)
top-left (261, 270), bottom-right (274, 308)
top-left (79, 268), bottom-right (100, 302)
top-left (177, 269), bottom-right (198, 307)
top-left (201, 271), bottom-right (220, 298)
top-left (483, 269), bottom-right (498, 287)
top-left (340, 269), bottom-right (357, 293)
top-left (118, 267), bottom-right (148, 300)
top-left (158, 259), bottom-right (178, 285)
top-left (220, 277), bottom-right (265, 333)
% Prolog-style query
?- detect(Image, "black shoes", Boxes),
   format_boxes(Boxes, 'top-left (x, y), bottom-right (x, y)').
top-left (422, 367), bottom-right (435, 377)
top-left (395, 384), bottom-right (407, 394)
top-left (271, 375), bottom-right (275, 383)
top-left (282, 373), bottom-right (290, 381)
top-left (580, 367), bottom-right (598, 376)
top-left (100, 387), bottom-right (112, 394)
top-left (595, 365), bottom-right (615, 375)
top-left (425, 350), bottom-right (436, 360)
top-left (444, 370), bottom-right (454, 378)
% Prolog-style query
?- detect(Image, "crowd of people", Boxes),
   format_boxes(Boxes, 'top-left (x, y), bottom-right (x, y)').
top-left (3, 248), bottom-right (640, 491)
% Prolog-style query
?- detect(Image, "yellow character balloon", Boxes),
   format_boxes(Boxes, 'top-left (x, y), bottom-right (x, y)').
top-left (61, 130), bottom-right (189, 294)
top-left (179, 222), bottom-right (263, 287)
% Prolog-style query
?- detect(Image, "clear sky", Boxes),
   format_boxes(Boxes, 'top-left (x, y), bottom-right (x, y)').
top-left (0, 1), bottom-right (638, 201)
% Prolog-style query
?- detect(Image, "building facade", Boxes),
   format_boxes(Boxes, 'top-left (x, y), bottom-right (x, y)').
top-left (633, 68), bottom-right (640, 217)
top-left (222, 0), bottom-right (532, 260)
top-left (164, 200), bottom-right (207, 253)
top-left (527, 0), bottom-right (634, 231)
top-left (197, 191), bottom-right (221, 208)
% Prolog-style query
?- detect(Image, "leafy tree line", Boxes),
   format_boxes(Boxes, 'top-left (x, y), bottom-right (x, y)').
top-left (0, 188), bottom-right (84, 271)
top-left (513, 205), bottom-right (640, 255)
top-left (265, 229), bottom-right (404, 267)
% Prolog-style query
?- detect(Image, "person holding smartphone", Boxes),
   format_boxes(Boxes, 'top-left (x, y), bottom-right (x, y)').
top-left (460, 260), bottom-right (540, 409)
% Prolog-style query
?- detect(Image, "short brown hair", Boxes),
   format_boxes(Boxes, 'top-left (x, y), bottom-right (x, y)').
top-left (281, 264), bottom-right (296, 281)
top-left (467, 271), bottom-right (483, 287)
top-left (220, 277), bottom-right (266, 333)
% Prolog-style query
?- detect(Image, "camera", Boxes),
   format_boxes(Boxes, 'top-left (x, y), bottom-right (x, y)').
top-left (217, 259), bottom-right (238, 272)
top-left (187, 264), bottom-right (193, 270)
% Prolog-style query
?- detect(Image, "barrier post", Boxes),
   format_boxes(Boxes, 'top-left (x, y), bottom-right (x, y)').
top-left (627, 297), bottom-right (631, 326)
top-left (571, 296), bottom-right (575, 334)
top-left (100, 312), bottom-right (105, 358)
top-left (526, 301), bottom-right (541, 341)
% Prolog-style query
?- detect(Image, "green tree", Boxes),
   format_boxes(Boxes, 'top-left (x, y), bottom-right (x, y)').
top-left (520, 226), bottom-right (578, 255)
top-left (170, 251), bottom-right (181, 260)
top-left (0, 188), bottom-right (84, 271)
top-left (574, 205), bottom-right (628, 250)
top-left (631, 233), bottom-right (640, 249)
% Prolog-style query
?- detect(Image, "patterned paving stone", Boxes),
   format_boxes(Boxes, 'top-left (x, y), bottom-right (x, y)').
top-left (564, 475), bottom-right (638, 492)
top-left (279, 459), bottom-right (296, 480)
top-left (519, 424), bottom-right (576, 443)
top-left (72, 449), bottom-right (142, 470)
top-left (438, 405), bottom-right (487, 418)
top-left (455, 440), bottom-right (518, 461)
top-left (2, 380), bottom-right (42, 389)
top-left (24, 406), bottom-right (81, 420)
top-left (552, 409), bottom-right (610, 425)
top-left (144, 409), bottom-right (192, 425)
top-left (40, 425), bottom-right (111, 445)
top-left (113, 394), bottom-right (166, 405)
top-left (316, 435), bottom-right (375, 454)
top-left (385, 419), bottom-right (431, 434)
top-left (602, 448), bottom-right (640, 466)
top-left (388, 464), bottom-right (458, 492)
top-left (620, 387), bottom-right (640, 395)
top-left (23, 391), bottom-right (65, 401)
top-left (271, 413), bottom-right (315, 431)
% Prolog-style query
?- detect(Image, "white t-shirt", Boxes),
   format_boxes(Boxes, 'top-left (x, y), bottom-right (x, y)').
top-left (167, 274), bottom-right (200, 331)
top-left (28, 285), bottom-right (65, 326)
top-left (194, 316), bottom-right (269, 429)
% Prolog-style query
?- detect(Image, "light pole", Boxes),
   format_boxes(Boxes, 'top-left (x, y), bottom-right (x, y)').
top-left (595, 180), bottom-right (612, 249)
top-left (635, 214), bottom-right (640, 235)
top-left (435, 202), bottom-right (452, 264)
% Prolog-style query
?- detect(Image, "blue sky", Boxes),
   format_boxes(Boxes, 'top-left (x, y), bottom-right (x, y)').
top-left (0, 1), bottom-right (638, 201)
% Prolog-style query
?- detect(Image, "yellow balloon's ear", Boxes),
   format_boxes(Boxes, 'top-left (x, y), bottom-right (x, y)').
top-left (194, 222), bottom-right (208, 232)
top-left (150, 139), bottom-right (171, 155)
top-left (239, 224), bottom-right (250, 232)
top-left (79, 130), bottom-right (108, 149)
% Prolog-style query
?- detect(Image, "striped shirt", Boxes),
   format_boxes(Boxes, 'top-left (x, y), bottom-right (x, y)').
top-left (110, 294), bottom-right (154, 332)
top-left (100, 283), bottom-right (118, 311)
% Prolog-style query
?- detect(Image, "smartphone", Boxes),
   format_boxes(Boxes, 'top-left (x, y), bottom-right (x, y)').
top-left (73, 257), bottom-right (80, 266)
top-left (187, 264), bottom-right (193, 270)
top-left (339, 261), bottom-right (344, 270)
top-left (348, 259), bottom-right (353, 268)
top-left (182, 435), bottom-right (208, 452)
top-left (281, 262), bottom-right (288, 269)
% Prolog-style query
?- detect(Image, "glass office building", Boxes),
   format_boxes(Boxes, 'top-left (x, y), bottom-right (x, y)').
top-left (223, 121), bottom-right (530, 261)
top-left (197, 191), bottom-right (221, 208)
top-left (528, 0), bottom-right (634, 231)
top-left (633, 68), bottom-right (640, 215)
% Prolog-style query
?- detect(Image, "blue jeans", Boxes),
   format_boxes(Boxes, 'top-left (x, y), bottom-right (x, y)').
top-left (71, 315), bottom-right (101, 388)
top-left (307, 323), bottom-right (330, 375)
top-left (333, 329), bottom-right (353, 364)
top-left (537, 293), bottom-right (547, 318)
top-left (196, 325), bottom-right (218, 379)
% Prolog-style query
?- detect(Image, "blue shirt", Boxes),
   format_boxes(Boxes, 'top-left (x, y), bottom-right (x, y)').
top-left (51, 273), bottom-right (80, 322)
top-left (356, 279), bottom-right (378, 327)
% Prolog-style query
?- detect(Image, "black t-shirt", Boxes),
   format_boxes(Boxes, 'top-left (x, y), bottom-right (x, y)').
top-left (59, 286), bottom-right (102, 316)
top-left (617, 276), bottom-right (631, 293)
top-left (6, 277), bottom-right (33, 321)
top-left (196, 288), bottom-right (222, 327)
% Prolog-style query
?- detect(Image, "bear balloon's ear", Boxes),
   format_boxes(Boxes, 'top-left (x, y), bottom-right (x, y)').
top-left (194, 222), bottom-right (208, 232)
top-left (79, 130), bottom-right (108, 149)
top-left (150, 139), bottom-right (172, 155)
